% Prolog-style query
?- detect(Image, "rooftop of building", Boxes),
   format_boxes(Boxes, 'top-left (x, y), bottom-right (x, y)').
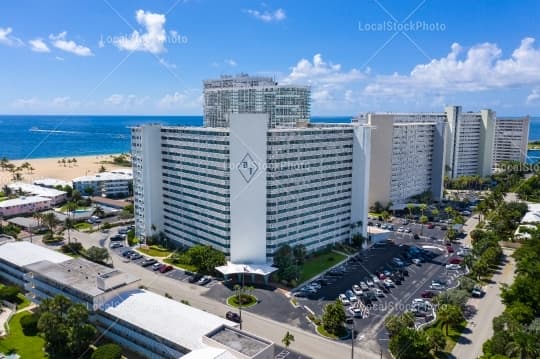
top-left (8, 182), bottom-right (66, 197)
top-left (521, 203), bottom-right (540, 223)
top-left (0, 241), bottom-right (70, 268)
top-left (102, 290), bottom-right (237, 351)
top-left (0, 195), bottom-right (51, 208)
top-left (181, 348), bottom-right (236, 359)
top-left (72, 170), bottom-right (133, 183)
top-left (205, 325), bottom-right (273, 358)
top-left (25, 258), bottom-right (138, 298)
top-left (33, 178), bottom-right (71, 188)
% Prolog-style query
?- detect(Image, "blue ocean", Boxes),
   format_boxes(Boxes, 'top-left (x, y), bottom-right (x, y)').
top-left (0, 115), bottom-right (538, 161)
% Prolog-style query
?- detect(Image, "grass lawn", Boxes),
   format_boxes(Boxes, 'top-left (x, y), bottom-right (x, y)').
top-left (74, 222), bottom-right (93, 231)
top-left (433, 319), bottom-right (467, 353)
top-left (298, 250), bottom-right (347, 283)
top-left (0, 311), bottom-right (47, 358)
top-left (138, 245), bottom-right (172, 257)
top-left (315, 325), bottom-right (347, 340)
top-left (163, 258), bottom-right (197, 272)
top-left (226, 295), bottom-right (257, 308)
top-left (0, 284), bottom-right (32, 310)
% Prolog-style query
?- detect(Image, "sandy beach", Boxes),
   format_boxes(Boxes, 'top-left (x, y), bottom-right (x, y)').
top-left (1, 154), bottom-right (131, 186)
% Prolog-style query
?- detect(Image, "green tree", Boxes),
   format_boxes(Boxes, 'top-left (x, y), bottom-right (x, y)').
top-left (282, 331), bottom-right (295, 349)
top-left (0, 285), bottom-right (20, 302)
top-left (64, 217), bottom-right (75, 244)
top-left (381, 210), bottom-right (391, 223)
top-left (505, 331), bottom-right (539, 359)
top-left (42, 212), bottom-right (59, 232)
top-left (437, 304), bottom-right (464, 336)
top-left (419, 215), bottom-right (428, 235)
top-left (321, 300), bottom-right (346, 335)
top-left (67, 304), bottom-right (97, 355)
top-left (292, 244), bottom-right (307, 265)
top-left (186, 245), bottom-right (226, 274)
top-left (425, 327), bottom-right (446, 354)
top-left (389, 327), bottom-right (431, 359)
top-left (92, 344), bottom-right (122, 359)
top-left (406, 203), bottom-right (415, 219)
top-left (86, 246), bottom-right (110, 264)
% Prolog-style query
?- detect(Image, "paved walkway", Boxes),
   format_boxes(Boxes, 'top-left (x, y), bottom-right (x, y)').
top-left (0, 307), bottom-right (13, 337)
top-left (451, 249), bottom-right (515, 359)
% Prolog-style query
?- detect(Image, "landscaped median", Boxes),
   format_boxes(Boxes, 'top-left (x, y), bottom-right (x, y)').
top-left (137, 245), bottom-right (172, 257)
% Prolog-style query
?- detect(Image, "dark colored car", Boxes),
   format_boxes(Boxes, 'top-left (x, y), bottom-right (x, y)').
top-left (446, 245), bottom-right (455, 253)
top-left (421, 290), bottom-right (436, 298)
top-left (110, 234), bottom-right (124, 241)
top-left (122, 249), bottom-right (134, 257)
top-left (159, 265), bottom-right (173, 273)
top-left (413, 234), bottom-right (420, 240)
top-left (110, 242), bottom-right (123, 249)
top-left (189, 274), bottom-right (203, 283)
top-left (226, 311), bottom-right (241, 323)
top-left (141, 258), bottom-right (157, 267)
top-left (449, 257), bottom-right (463, 264)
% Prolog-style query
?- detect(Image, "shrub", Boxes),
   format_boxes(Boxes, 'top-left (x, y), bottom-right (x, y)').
top-left (61, 242), bottom-right (83, 253)
top-left (20, 312), bottom-right (40, 336)
top-left (0, 285), bottom-right (20, 302)
top-left (91, 343), bottom-right (122, 359)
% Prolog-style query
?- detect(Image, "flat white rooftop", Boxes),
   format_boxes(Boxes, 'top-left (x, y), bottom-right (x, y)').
top-left (102, 290), bottom-right (237, 351)
top-left (521, 203), bottom-right (540, 223)
top-left (181, 348), bottom-right (236, 359)
top-left (215, 262), bottom-right (278, 276)
top-left (0, 241), bottom-right (70, 267)
top-left (72, 171), bottom-right (132, 183)
top-left (0, 195), bottom-right (51, 208)
top-left (9, 182), bottom-right (66, 197)
top-left (33, 178), bottom-right (70, 188)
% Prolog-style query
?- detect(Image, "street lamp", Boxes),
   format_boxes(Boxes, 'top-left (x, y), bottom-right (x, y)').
top-left (346, 317), bottom-right (355, 359)
top-left (239, 266), bottom-right (247, 330)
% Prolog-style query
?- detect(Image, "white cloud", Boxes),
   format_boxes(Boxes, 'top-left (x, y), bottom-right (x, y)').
top-left (245, 8), bottom-right (286, 22)
top-left (225, 59), bottom-right (237, 67)
top-left (158, 57), bottom-right (176, 69)
top-left (104, 94), bottom-right (148, 107)
top-left (158, 90), bottom-right (202, 110)
top-left (114, 10), bottom-right (167, 54)
top-left (28, 38), bottom-right (50, 53)
top-left (55, 56), bottom-right (64, 61)
top-left (12, 96), bottom-right (79, 110)
top-left (98, 37), bottom-right (105, 48)
top-left (49, 31), bottom-right (93, 56)
top-left (0, 27), bottom-right (23, 47)
top-left (364, 37), bottom-right (540, 97)
top-left (283, 53), bottom-right (365, 86)
top-left (527, 88), bottom-right (540, 104)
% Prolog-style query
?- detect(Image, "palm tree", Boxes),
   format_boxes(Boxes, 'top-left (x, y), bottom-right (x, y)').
top-left (72, 158), bottom-right (77, 166)
top-left (92, 205), bottom-right (105, 218)
top-left (406, 203), bottom-right (415, 220)
top-left (381, 210), bottom-right (391, 223)
top-left (64, 217), bottom-right (74, 244)
top-left (420, 215), bottom-right (429, 235)
top-left (437, 304), bottom-right (464, 336)
top-left (282, 331), bottom-right (295, 350)
top-left (42, 212), bottom-right (58, 233)
top-left (2, 185), bottom-right (12, 197)
top-left (505, 331), bottom-right (539, 359)
top-left (431, 208), bottom-right (439, 221)
top-left (419, 203), bottom-right (427, 216)
top-left (444, 206), bottom-right (453, 220)
top-left (32, 212), bottom-right (43, 229)
top-left (0, 156), bottom-right (9, 171)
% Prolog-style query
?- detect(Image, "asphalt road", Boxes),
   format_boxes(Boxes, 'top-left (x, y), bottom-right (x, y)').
top-left (451, 249), bottom-right (516, 359)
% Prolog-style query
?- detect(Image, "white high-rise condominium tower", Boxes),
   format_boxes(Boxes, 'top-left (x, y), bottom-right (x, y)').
top-left (132, 118), bottom-right (371, 272)
top-left (203, 74), bottom-right (310, 128)
top-left (445, 106), bottom-right (529, 178)
top-left (492, 116), bottom-right (530, 170)
top-left (359, 113), bottom-right (446, 209)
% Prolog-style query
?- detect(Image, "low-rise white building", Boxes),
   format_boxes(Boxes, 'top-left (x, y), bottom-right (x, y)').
top-left (72, 169), bottom-right (132, 198)
top-left (8, 182), bottom-right (67, 205)
top-left (0, 196), bottom-right (52, 217)
top-left (33, 178), bottom-right (71, 189)
top-left (0, 239), bottom-right (275, 359)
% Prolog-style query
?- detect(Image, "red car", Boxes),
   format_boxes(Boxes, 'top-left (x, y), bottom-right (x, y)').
top-left (421, 290), bottom-right (436, 298)
top-left (448, 257), bottom-right (463, 264)
top-left (446, 245), bottom-right (454, 253)
top-left (427, 223), bottom-right (434, 229)
top-left (159, 265), bottom-right (173, 273)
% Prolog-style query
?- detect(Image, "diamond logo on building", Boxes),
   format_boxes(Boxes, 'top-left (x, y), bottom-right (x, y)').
top-left (238, 153), bottom-right (258, 183)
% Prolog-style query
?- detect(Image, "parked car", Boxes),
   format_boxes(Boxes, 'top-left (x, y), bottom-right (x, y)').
top-left (359, 281), bottom-right (369, 290)
top-left (188, 274), bottom-right (203, 283)
top-left (141, 258), bottom-right (157, 267)
top-left (122, 249), bottom-right (134, 257)
top-left (110, 242), bottom-right (123, 249)
top-left (366, 278), bottom-right (374, 287)
top-left (392, 258), bottom-right (404, 267)
top-left (345, 290), bottom-right (357, 303)
top-left (339, 293), bottom-right (350, 306)
top-left (352, 284), bottom-right (363, 296)
top-left (118, 227), bottom-right (129, 235)
top-left (159, 265), bottom-right (173, 273)
top-left (404, 228), bottom-right (411, 233)
top-left (197, 275), bottom-right (212, 285)
top-left (446, 245), bottom-right (454, 253)
top-left (383, 278), bottom-right (394, 287)
top-left (110, 234), bottom-right (124, 242)
top-left (430, 283), bottom-right (445, 290)
top-left (446, 263), bottom-right (461, 270)
top-left (421, 291), bottom-right (436, 298)
top-left (397, 226), bottom-right (404, 232)
top-left (372, 275), bottom-right (380, 284)
top-left (412, 258), bottom-right (422, 266)
top-left (449, 257), bottom-right (463, 264)
top-left (349, 307), bottom-right (363, 318)
top-left (471, 287), bottom-right (484, 298)
top-left (226, 311), bottom-right (241, 323)
top-left (375, 288), bottom-right (384, 297)
top-left (427, 223), bottom-right (434, 229)
top-left (152, 262), bottom-right (163, 271)
top-left (413, 233), bottom-right (420, 240)
top-left (130, 253), bottom-right (142, 260)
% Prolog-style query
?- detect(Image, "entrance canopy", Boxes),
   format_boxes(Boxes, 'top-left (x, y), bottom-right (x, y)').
top-left (215, 262), bottom-right (278, 276)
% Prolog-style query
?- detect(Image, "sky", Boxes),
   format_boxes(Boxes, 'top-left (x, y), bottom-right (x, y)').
top-left (1, 0), bottom-right (539, 116)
